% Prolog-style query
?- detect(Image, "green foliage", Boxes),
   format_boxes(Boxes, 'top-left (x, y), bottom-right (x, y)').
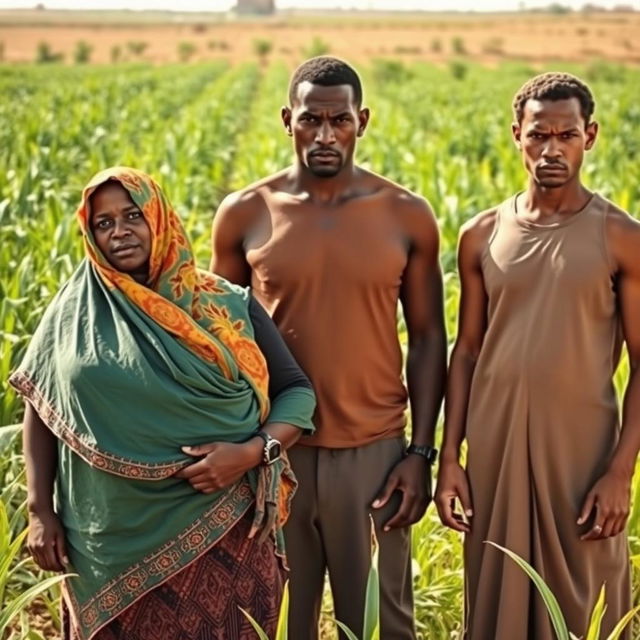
top-left (302, 36), bottom-right (331, 58)
top-left (73, 40), bottom-right (93, 64)
top-left (207, 39), bottom-right (230, 51)
top-left (252, 38), bottom-right (273, 62)
top-left (126, 40), bottom-right (148, 58)
top-left (449, 60), bottom-right (468, 80)
top-left (1, 59), bottom-right (639, 639)
top-left (489, 541), bottom-right (640, 639)
top-left (35, 42), bottom-right (63, 64)
top-left (451, 36), bottom-right (467, 55)
top-left (178, 41), bottom-right (197, 62)
top-left (110, 45), bottom-right (122, 63)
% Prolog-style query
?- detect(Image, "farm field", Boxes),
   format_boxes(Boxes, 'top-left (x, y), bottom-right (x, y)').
top-left (1, 9), bottom-right (640, 65)
top-left (1, 53), bottom-right (640, 638)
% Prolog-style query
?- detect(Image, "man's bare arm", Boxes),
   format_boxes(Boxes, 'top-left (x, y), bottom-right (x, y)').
top-left (435, 212), bottom-right (493, 533)
top-left (210, 192), bottom-right (257, 285)
top-left (373, 196), bottom-right (447, 530)
top-left (579, 209), bottom-right (640, 540)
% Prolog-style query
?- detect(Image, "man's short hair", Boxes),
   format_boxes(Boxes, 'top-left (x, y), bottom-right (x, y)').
top-left (512, 72), bottom-right (595, 125)
top-left (289, 56), bottom-right (363, 107)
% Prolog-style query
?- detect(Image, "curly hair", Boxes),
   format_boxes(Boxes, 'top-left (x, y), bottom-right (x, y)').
top-left (288, 56), bottom-right (363, 107)
top-left (512, 72), bottom-right (595, 125)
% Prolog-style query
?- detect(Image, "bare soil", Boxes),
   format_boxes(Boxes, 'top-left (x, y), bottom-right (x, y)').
top-left (0, 10), bottom-right (639, 65)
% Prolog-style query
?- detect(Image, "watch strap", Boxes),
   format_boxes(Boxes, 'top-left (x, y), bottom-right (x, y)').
top-left (406, 444), bottom-right (438, 464)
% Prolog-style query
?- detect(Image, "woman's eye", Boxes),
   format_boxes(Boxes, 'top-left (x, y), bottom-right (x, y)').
top-left (128, 210), bottom-right (143, 219)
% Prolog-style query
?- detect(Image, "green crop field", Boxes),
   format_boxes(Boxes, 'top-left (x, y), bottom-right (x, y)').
top-left (1, 59), bottom-right (639, 639)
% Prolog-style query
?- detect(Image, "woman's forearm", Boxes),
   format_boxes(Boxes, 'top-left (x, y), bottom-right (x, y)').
top-left (23, 403), bottom-right (58, 514)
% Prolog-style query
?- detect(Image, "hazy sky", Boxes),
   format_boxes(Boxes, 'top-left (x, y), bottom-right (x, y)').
top-left (1, 0), bottom-right (638, 10)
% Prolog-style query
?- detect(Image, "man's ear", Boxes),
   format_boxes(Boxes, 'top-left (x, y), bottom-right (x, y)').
top-left (357, 107), bottom-right (371, 137)
top-left (511, 122), bottom-right (522, 150)
top-left (282, 106), bottom-right (292, 136)
top-left (585, 120), bottom-right (598, 151)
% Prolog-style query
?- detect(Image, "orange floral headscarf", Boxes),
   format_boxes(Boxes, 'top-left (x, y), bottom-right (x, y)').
top-left (76, 166), bottom-right (269, 420)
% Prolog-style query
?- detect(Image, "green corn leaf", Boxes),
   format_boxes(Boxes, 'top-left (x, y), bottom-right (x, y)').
top-left (275, 580), bottom-right (289, 640)
top-left (0, 573), bottom-right (73, 634)
top-left (335, 620), bottom-right (362, 640)
top-left (486, 541), bottom-right (570, 640)
top-left (585, 585), bottom-right (607, 640)
top-left (237, 607), bottom-right (270, 640)
top-left (604, 603), bottom-right (640, 640)
top-left (363, 515), bottom-right (381, 640)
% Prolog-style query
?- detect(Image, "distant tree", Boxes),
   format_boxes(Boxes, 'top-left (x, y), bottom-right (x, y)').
top-left (452, 36), bottom-right (467, 55)
top-left (449, 59), bottom-right (468, 80)
top-left (178, 41), bottom-right (197, 62)
top-left (126, 41), bottom-right (148, 58)
top-left (431, 38), bottom-right (442, 53)
top-left (74, 40), bottom-right (93, 64)
top-left (303, 36), bottom-right (331, 58)
top-left (0, 41), bottom-right (4, 63)
top-left (36, 41), bottom-right (63, 63)
top-left (252, 38), bottom-right (273, 65)
top-left (548, 3), bottom-right (572, 13)
top-left (111, 45), bottom-right (122, 63)
top-left (208, 39), bottom-right (230, 51)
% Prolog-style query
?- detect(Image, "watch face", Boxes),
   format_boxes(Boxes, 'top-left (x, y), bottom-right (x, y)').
top-left (265, 440), bottom-right (281, 464)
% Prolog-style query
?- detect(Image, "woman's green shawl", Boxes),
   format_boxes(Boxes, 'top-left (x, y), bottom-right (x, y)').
top-left (9, 168), bottom-right (313, 639)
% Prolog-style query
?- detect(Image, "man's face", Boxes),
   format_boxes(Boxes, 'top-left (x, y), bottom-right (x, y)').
top-left (513, 97), bottom-right (598, 189)
top-left (282, 81), bottom-right (369, 178)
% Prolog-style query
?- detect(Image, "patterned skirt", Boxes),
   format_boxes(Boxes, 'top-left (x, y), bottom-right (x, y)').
top-left (63, 511), bottom-right (286, 640)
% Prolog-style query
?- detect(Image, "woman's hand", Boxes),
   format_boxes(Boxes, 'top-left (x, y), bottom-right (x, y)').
top-left (27, 508), bottom-right (69, 572)
top-left (175, 440), bottom-right (263, 494)
top-left (434, 460), bottom-right (473, 533)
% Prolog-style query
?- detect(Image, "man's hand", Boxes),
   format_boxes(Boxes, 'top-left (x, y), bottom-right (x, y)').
top-left (175, 440), bottom-right (262, 494)
top-left (578, 468), bottom-right (632, 541)
top-left (27, 508), bottom-right (69, 572)
top-left (372, 455), bottom-right (431, 532)
top-left (434, 460), bottom-right (473, 533)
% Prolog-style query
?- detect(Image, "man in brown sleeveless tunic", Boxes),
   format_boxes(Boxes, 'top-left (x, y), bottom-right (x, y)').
top-left (210, 57), bottom-right (446, 639)
top-left (435, 72), bottom-right (640, 639)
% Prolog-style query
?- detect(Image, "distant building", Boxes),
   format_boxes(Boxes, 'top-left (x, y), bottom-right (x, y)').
top-left (234, 0), bottom-right (275, 14)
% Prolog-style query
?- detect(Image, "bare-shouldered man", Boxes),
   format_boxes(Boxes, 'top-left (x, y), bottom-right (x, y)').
top-left (436, 72), bottom-right (640, 639)
top-left (211, 57), bottom-right (447, 640)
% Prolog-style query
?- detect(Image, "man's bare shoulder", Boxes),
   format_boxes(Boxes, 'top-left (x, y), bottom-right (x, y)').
top-left (457, 208), bottom-right (499, 263)
top-left (460, 208), bottom-right (499, 242)
top-left (604, 199), bottom-right (640, 271)
top-left (219, 170), bottom-right (289, 214)
top-left (604, 199), bottom-right (640, 237)
top-left (360, 169), bottom-right (430, 211)
top-left (215, 170), bottom-right (290, 232)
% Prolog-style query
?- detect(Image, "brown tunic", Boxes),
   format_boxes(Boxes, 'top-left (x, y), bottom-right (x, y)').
top-left (246, 197), bottom-right (409, 448)
top-left (465, 193), bottom-right (631, 639)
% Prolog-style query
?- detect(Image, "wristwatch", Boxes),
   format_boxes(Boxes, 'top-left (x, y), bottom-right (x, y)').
top-left (255, 431), bottom-right (282, 465)
top-left (406, 444), bottom-right (438, 465)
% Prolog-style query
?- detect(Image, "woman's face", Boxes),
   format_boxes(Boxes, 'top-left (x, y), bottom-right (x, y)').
top-left (90, 181), bottom-right (152, 284)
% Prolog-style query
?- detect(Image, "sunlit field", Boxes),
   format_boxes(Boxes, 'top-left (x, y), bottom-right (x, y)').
top-left (1, 54), bottom-right (639, 638)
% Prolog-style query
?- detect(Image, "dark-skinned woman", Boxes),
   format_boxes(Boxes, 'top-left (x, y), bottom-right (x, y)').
top-left (9, 167), bottom-right (316, 640)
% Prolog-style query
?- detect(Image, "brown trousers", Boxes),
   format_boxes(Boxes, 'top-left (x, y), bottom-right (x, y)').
top-left (284, 437), bottom-right (416, 640)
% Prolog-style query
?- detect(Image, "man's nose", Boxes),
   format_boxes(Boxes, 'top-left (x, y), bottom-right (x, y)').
top-left (315, 121), bottom-right (336, 145)
top-left (542, 136), bottom-right (562, 159)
